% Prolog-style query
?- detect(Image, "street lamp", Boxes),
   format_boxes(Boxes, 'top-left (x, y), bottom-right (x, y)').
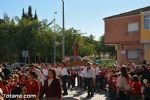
top-left (54, 12), bottom-right (57, 64)
top-left (62, 0), bottom-right (65, 61)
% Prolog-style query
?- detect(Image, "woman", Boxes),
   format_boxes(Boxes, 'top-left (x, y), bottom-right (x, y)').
top-left (130, 75), bottom-right (142, 100)
top-left (40, 68), bottom-right (61, 100)
top-left (116, 66), bottom-right (131, 100)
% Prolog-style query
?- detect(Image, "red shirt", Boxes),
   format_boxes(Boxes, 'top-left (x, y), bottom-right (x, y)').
top-left (108, 76), bottom-right (113, 85)
top-left (131, 82), bottom-right (142, 95)
top-left (111, 79), bottom-right (117, 92)
top-left (25, 79), bottom-right (40, 95)
top-left (0, 82), bottom-right (3, 88)
top-left (100, 71), bottom-right (105, 77)
top-left (1, 85), bottom-right (9, 94)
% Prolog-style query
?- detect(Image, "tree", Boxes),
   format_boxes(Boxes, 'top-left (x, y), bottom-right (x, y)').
top-left (96, 35), bottom-right (116, 59)
top-left (1, 10), bottom-right (114, 63)
top-left (34, 10), bottom-right (38, 20)
top-left (22, 8), bottom-right (26, 19)
top-left (28, 6), bottom-right (33, 19)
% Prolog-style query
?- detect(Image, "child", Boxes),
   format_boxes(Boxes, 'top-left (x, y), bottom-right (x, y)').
top-left (131, 75), bottom-right (142, 100)
top-left (111, 74), bottom-right (118, 100)
top-left (1, 80), bottom-right (9, 94)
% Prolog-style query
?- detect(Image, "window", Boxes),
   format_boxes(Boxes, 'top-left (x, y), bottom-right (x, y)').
top-left (127, 50), bottom-right (138, 59)
top-left (127, 23), bottom-right (139, 33)
top-left (144, 15), bottom-right (150, 30)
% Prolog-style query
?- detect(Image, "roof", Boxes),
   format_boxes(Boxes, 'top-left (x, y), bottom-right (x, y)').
top-left (104, 6), bottom-right (150, 20)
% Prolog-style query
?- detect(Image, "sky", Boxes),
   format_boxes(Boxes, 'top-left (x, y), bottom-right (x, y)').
top-left (0, 0), bottom-right (150, 40)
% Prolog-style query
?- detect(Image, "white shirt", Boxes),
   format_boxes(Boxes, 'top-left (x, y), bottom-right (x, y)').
top-left (60, 67), bottom-right (68, 76)
top-left (55, 67), bottom-right (61, 76)
top-left (93, 67), bottom-right (99, 75)
top-left (116, 76), bottom-right (130, 90)
top-left (42, 68), bottom-right (48, 77)
top-left (79, 71), bottom-right (84, 77)
top-left (39, 78), bottom-right (45, 86)
top-left (48, 79), bottom-right (53, 86)
top-left (83, 67), bottom-right (87, 78)
top-left (35, 68), bottom-right (46, 80)
top-left (86, 67), bottom-right (95, 79)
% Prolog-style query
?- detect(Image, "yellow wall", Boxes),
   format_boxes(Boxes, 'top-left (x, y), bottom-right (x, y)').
top-left (141, 15), bottom-right (150, 41)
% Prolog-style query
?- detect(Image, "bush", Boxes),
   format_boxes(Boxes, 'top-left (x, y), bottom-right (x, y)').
top-left (97, 59), bottom-right (114, 68)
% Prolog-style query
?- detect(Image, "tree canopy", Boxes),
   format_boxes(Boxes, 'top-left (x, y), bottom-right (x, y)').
top-left (0, 12), bottom-right (116, 63)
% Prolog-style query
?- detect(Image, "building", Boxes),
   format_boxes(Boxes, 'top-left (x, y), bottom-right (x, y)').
top-left (104, 6), bottom-right (150, 64)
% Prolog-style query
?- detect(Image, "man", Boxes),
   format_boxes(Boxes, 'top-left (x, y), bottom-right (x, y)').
top-left (92, 63), bottom-right (100, 92)
top-left (55, 63), bottom-right (61, 77)
top-left (40, 63), bottom-right (48, 78)
top-left (78, 67), bottom-right (84, 88)
top-left (60, 62), bottom-right (68, 95)
top-left (86, 62), bottom-right (95, 98)
top-left (83, 65), bottom-right (88, 90)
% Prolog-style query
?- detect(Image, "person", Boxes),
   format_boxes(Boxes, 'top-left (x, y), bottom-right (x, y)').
top-left (116, 66), bottom-right (131, 100)
top-left (60, 62), bottom-right (68, 95)
top-left (70, 69), bottom-right (76, 88)
top-left (141, 65), bottom-right (150, 100)
top-left (78, 67), bottom-right (83, 88)
top-left (86, 62), bottom-right (95, 98)
top-left (40, 63), bottom-right (48, 78)
top-left (141, 65), bottom-right (150, 84)
top-left (3, 64), bottom-right (11, 79)
top-left (1, 80), bottom-right (9, 94)
top-left (0, 88), bottom-right (4, 100)
top-left (55, 63), bottom-right (61, 78)
top-left (130, 75), bottom-right (142, 100)
top-left (111, 74), bottom-right (118, 100)
top-left (40, 68), bottom-right (61, 100)
top-left (24, 71), bottom-right (40, 100)
top-left (92, 63), bottom-right (100, 92)
top-left (29, 64), bottom-right (46, 88)
top-left (83, 65), bottom-right (88, 90)
top-left (108, 70), bottom-right (116, 98)
top-left (29, 64), bottom-right (46, 81)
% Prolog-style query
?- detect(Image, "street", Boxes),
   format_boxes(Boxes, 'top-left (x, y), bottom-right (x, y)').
top-left (62, 87), bottom-right (110, 100)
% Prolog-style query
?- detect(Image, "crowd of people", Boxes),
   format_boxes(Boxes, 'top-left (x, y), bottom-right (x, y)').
top-left (0, 61), bottom-right (149, 100)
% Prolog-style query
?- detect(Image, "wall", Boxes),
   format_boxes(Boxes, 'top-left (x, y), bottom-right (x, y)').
top-left (104, 15), bottom-right (141, 44)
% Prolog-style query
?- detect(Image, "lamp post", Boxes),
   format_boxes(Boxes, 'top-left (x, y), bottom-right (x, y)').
top-left (62, 0), bottom-right (65, 61)
top-left (54, 12), bottom-right (57, 64)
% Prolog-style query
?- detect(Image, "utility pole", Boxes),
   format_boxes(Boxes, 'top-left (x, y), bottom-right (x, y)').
top-left (54, 12), bottom-right (57, 64)
top-left (62, 0), bottom-right (65, 61)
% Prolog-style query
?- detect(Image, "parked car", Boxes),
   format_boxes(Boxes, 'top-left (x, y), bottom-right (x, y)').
top-left (11, 63), bottom-right (26, 68)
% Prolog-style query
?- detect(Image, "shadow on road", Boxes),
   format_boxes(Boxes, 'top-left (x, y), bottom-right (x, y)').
top-left (62, 87), bottom-right (110, 100)
top-left (98, 90), bottom-right (110, 100)
top-left (73, 88), bottom-right (86, 97)
top-left (62, 97), bottom-right (78, 100)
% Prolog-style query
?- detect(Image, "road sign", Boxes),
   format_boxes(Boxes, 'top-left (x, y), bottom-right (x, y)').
top-left (22, 50), bottom-right (29, 57)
